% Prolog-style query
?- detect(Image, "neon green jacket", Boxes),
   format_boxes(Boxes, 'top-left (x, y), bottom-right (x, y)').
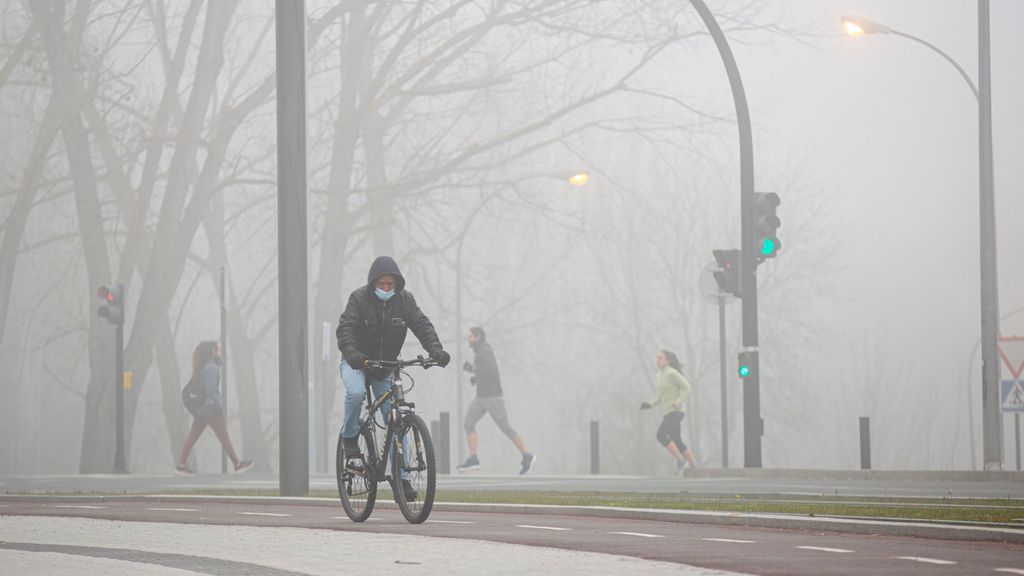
top-left (651, 366), bottom-right (691, 414)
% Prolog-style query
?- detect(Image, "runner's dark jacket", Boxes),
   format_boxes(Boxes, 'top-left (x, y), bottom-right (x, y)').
top-left (336, 257), bottom-right (444, 373)
top-left (470, 335), bottom-right (503, 398)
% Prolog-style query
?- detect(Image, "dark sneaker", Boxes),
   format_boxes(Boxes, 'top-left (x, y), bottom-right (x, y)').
top-left (234, 459), bottom-right (254, 474)
top-left (519, 453), bottom-right (536, 475)
top-left (455, 455), bottom-right (480, 473)
top-left (342, 436), bottom-right (361, 458)
top-left (174, 464), bottom-right (195, 476)
top-left (401, 479), bottom-right (417, 502)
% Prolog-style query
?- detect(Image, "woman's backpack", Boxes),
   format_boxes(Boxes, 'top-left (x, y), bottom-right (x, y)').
top-left (181, 377), bottom-right (206, 416)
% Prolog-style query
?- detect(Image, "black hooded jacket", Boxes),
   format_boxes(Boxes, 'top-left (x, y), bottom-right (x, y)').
top-left (336, 256), bottom-right (444, 370)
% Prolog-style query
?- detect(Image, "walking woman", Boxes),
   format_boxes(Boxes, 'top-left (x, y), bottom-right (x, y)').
top-left (640, 350), bottom-right (697, 474)
top-left (175, 340), bottom-right (253, 475)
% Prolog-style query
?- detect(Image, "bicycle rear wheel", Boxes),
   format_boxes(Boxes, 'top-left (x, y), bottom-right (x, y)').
top-left (337, 428), bottom-right (376, 522)
top-left (391, 414), bottom-right (436, 524)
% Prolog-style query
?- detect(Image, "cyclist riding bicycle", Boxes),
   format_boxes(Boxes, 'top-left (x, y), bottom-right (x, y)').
top-left (336, 256), bottom-right (450, 496)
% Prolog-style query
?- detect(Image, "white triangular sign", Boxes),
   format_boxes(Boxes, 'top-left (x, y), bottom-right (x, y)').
top-left (1003, 381), bottom-right (1024, 410)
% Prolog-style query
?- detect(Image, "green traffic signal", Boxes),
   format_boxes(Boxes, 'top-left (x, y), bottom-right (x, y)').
top-left (738, 364), bottom-right (750, 378)
top-left (760, 237), bottom-right (777, 256)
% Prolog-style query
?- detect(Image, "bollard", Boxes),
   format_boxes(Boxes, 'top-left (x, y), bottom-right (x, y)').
top-left (431, 419), bottom-right (440, 456)
top-left (590, 420), bottom-right (600, 475)
top-left (439, 411), bottom-right (451, 475)
top-left (859, 416), bottom-right (871, 470)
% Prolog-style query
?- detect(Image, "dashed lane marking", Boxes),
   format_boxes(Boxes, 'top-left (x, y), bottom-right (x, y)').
top-left (145, 508), bottom-right (197, 512)
top-left (993, 569), bottom-right (1024, 574)
top-left (796, 546), bottom-right (853, 554)
top-left (53, 505), bottom-right (105, 509)
top-left (426, 520), bottom-right (477, 524)
top-left (610, 531), bottom-right (663, 538)
top-left (240, 512), bottom-right (291, 517)
top-left (516, 525), bottom-right (571, 531)
top-left (896, 556), bottom-right (957, 565)
top-left (702, 538), bottom-right (756, 544)
top-left (329, 517), bottom-right (380, 521)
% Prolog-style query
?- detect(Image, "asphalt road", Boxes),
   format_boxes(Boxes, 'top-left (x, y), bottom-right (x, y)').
top-left (3, 496), bottom-right (1022, 575)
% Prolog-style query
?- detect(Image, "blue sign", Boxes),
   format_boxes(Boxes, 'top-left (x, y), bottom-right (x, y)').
top-left (1001, 380), bottom-right (1024, 413)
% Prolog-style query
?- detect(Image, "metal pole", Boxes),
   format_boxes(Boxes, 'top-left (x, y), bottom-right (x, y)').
top-left (859, 417), bottom-right (871, 470)
top-left (113, 322), bottom-right (128, 474)
top-left (689, 0), bottom-right (761, 467)
top-left (319, 321), bottom-right (331, 474)
top-left (455, 245), bottom-right (464, 464)
top-left (439, 411), bottom-right (451, 475)
top-left (978, 0), bottom-right (1002, 471)
top-left (1015, 414), bottom-right (1021, 472)
top-left (277, 0), bottom-right (309, 496)
top-left (590, 420), bottom-right (600, 474)
top-left (718, 295), bottom-right (728, 468)
top-left (220, 266), bottom-right (228, 474)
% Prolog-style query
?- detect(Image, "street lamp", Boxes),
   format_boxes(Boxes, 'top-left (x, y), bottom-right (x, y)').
top-left (452, 171), bottom-right (589, 465)
top-left (842, 7), bottom-right (1001, 470)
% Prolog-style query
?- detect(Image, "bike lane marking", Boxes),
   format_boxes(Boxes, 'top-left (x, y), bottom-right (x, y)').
top-left (994, 569), bottom-right (1024, 575)
top-left (53, 505), bottom-right (105, 509)
top-left (609, 531), bottom-right (663, 538)
top-left (240, 512), bottom-right (291, 517)
top-left (516, 525), bottom-right (571, 531)
top-left (795, 546), bottom-right (853, 554)
top-left (702, 538), bottom-right (756, 544)
top-left (145, 508), bottom-right (197, 512)
top-left (896, 556), bottom-right (956, 565)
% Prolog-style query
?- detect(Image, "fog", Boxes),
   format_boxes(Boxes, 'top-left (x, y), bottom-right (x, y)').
top-left (1, 0), bottom-right (1022, 477)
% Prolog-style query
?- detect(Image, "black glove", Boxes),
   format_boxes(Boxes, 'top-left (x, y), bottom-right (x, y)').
top-left (462, 361), bottom-right (474, 373)
top-left (640, 402), bottom-right (652, 411)
top-left (431, 350), bottom-right (451, 367)
top-left (470, 376), bottom-right (477, 386)
top-left (348, 352), bottom-right (367, 371)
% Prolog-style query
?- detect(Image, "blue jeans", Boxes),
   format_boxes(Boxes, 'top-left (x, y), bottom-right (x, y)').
top-left (339, 360), bottom-right (409, 480)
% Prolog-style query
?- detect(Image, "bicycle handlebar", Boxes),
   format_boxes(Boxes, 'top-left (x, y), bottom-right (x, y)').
top-left (364, 356), bottom-right (440, 370)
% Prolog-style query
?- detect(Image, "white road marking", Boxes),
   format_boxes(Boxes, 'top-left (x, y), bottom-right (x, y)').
top-left (239, 512), bottom-right (291, 517)
top-left (53, 505), bottom-right (105, 509)
top-left (145, 508), bottom-right (197, 512)
top-left (516, 524), bottom-right (571, 531)
top-left (427, 520), bottom-right (477, 524)
top-left (703, 538), bottom-right (755, 544)
top-left (796, 546), bottom-right (853, 554)
top-left (992, 569), bottom-right (1024, 575)
top-left (896, 556), bottom-right (956, 565)
top-left (610, 531), bottom-right (663, 538)
top-left (330, 517), bottom-right (380, 521)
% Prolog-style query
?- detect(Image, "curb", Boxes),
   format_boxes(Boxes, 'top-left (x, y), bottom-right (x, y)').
top-left (3, 493), bottom-right (1022, 544)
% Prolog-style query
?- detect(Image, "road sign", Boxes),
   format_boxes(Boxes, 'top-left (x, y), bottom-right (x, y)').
top-left (1002, 380), bottom-right (1024, 413)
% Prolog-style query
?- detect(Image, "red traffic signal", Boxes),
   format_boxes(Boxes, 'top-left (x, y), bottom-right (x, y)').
top-left (712, 249), bottom-right (741, 298)
top-left (97, 284), bottom-right (125, 325)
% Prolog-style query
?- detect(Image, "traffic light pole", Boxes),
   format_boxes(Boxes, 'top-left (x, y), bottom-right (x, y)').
top-left (718, 295), bottom-right (729, 468)
top-left (113, 322), bottom-right (128, 474)
top-left (690, 0), bottom-right (762, 467)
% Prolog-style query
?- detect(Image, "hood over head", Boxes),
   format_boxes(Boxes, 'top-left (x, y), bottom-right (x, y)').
top-left (367, 256), bottom-right (406, 292)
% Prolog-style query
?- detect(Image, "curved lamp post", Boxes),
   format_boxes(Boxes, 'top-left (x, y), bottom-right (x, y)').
top-left (842, 6), bottom-right (1002, 470)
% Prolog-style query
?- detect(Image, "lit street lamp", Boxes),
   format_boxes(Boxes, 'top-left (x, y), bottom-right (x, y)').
top-left (842, 6), bottom-right (1002, 470)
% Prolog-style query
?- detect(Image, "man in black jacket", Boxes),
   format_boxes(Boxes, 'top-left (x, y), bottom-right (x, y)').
top-left (336, 257), bottom-right (450, 479)
top-left (456, 326), bottom-right (535, 475)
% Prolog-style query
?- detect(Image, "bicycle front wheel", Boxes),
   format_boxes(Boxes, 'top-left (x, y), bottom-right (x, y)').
top-left (391, 414), bottom-right (436, 524)
top-left (337, 429), bottom-right (376, 522)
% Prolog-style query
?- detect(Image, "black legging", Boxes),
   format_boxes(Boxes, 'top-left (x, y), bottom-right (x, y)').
top-left (656, 411), bottom-right (687, 451)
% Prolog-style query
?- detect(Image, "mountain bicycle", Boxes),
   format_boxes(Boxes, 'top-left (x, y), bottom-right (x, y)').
top-left (336, 356), bottom-right (438, 524)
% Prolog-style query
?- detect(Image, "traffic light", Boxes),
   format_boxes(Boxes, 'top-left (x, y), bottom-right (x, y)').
top-left (712, 249), bottom-right (741, 297)
top-left (738, 350), bottom-right (756, 379)
top-left (753, 192), bottom-right (781, 260)
top-left (97, 284), bottom-right (125, 325)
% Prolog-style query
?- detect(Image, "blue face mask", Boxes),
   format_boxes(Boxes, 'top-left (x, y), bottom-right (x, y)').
top-left (375, 287), bottom-right (395, 301)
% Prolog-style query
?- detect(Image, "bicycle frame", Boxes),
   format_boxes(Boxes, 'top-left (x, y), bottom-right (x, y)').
top-left (357, 368), bottom-right (416, 483)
